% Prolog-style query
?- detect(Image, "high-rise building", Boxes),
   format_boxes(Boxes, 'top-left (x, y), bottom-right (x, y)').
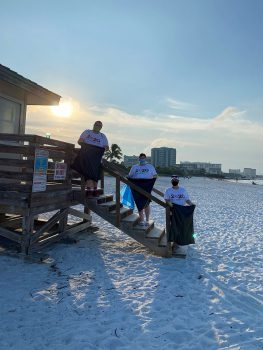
top-left (123, 155), bottom-right (151, 167)
top-left (151, 147), bottom-right (176, 168)
top-left (243, 168), bottom-right (256, 178)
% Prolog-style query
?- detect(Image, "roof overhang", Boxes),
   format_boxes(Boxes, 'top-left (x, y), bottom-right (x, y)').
top-left (0, 64), bottom-right (61, 105)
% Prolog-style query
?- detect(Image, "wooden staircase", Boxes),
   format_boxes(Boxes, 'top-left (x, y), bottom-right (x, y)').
top-left (74, 191), bottom-right (171, 257)
top-left (72, 159), bottom-right (172, 258)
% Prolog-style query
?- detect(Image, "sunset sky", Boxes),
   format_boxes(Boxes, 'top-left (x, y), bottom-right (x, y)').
top-left (1, 0), bottom-right (262, 173)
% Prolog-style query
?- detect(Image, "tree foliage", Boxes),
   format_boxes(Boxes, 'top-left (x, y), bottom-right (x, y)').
top-left (104, 144), bottom-right (123, 163)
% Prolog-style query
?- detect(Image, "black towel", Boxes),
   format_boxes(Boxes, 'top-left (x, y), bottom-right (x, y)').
top-left (128, 178), bottom-right (156, 212)
top-left (71, 143), bottom-right (105, 182)
top-left (169, 204), bottom-right (196, 245)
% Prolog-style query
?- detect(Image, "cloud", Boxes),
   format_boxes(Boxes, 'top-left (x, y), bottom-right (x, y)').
top-left (26, 98), bottom-right (263, 173)
top-left (165, 97), bottom-right (196, 112)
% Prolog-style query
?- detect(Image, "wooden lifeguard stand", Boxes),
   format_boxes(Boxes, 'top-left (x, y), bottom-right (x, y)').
top-left (0, 65), bottom-right (91, 254)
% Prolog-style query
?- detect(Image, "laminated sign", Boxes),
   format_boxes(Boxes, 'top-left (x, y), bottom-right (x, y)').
top-left (32, 148), bottom-right (49, 192)
top-left (54, 162), bottom-right (67, 180)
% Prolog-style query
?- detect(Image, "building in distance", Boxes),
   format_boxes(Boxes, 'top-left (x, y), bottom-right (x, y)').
top-left (229, 169), bottom-right (241, 174)
top-left (180, 161), bottom-right (222, 174)
top-left (243, 168), bottom-right (256, 179)
top-left (151, 147), bottom-right (176, 168)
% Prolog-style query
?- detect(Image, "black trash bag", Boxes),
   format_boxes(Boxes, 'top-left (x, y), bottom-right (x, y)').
top-left (169, 204), bottom-right (196, 245)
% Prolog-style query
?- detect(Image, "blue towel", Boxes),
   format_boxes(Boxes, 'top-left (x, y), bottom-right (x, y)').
top-left (120, 185), bottom-right (135, 209)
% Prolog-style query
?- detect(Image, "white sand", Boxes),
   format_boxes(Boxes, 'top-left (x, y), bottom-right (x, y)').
top-left (0, 177), bottom-right (262, 350)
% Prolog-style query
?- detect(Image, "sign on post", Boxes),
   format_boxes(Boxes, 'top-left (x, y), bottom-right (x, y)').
top-left (54, 162), bottom-right (67, 180)
top-left (32, 149), bottom-right (49, 192)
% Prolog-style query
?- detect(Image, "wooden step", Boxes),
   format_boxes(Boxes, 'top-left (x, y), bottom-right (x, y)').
top-left (110, 207), bottom-right (133, 219)
top-left (146, 226), bottom-right (165, 241)
top-left (133, 220), bottom-right (154, 233)
top-left (158, 232), bottom-right (168, 247)
top-left (99, 201), bottom-right (123, 211)
top-left (121, 213), bottom-right (141, 227)
top-left (96, 194), bottom-right (114, 204)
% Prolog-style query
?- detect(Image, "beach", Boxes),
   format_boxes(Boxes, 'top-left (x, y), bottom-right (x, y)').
top-left (0, 177), bottom-right (262, 350)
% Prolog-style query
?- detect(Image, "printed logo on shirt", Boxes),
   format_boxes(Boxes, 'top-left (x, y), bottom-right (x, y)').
top-left (170, 194), bottom-right (185, 199)
top-left (85, 134), bottom-right (101, 144)
top-left (135, 168), bottom-right (149, 174)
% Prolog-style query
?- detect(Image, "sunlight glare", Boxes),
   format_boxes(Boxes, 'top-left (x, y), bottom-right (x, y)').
top-left (51, 101), bottom-right (73, 118)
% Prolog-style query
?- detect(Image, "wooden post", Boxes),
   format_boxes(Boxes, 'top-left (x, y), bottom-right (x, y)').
top-left (165, 206), bottom-right (172, 253)
top-left (100, 168), bottom-right (104, 192)
top-left (115, 176), bottom-right (120, 228)
top-left (21, 214), bottom-right (34, 254)
top-left (58, 208), bottom-right (69, 233)
top-left (81, 176), bottom-right (86, 200)
top-left (0, 214), bottom-right (6, 223)
top-left (83, 206), bottom-right (91, 222)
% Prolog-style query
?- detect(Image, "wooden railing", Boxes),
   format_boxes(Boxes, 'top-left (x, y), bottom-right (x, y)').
top-left (0, 133), bottom-right (75, 194)
top-left (101, 159), bottom-right (171, 237)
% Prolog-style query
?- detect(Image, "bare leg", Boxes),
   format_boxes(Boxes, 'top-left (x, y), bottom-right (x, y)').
top-left (92, 180), bottom-right (98, 189)
top-left (145, 205), bottom-right (150, 222)
top-left (139, 210), bottom-right (144, 223)
top-left (86, 179), bottom-right (93, 189)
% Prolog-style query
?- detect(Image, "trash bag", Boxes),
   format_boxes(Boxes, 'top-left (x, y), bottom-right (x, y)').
top-left (120, 184), bottom-right (135, 209)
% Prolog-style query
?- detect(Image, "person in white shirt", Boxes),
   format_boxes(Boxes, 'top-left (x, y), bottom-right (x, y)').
top-left (128, 153), bottom-right (157, 226)
top-left (164, 176), bottom-right (193, 207)
top-left (77, 121), bottom-right (109, 197)
top-left (164, 175), bottom-right (194, 256)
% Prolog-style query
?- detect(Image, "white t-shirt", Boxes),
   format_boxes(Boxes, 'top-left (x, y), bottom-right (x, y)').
top-left (79, 129), bottom-right (109, 148)
top-left (164, 187), bottom-right (190, 206)
top-left (128, 163), bottom-right (157, 179)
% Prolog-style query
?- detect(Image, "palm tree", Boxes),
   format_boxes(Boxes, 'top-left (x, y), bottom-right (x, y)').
top-left (104, 144), bottom-right (123, 163)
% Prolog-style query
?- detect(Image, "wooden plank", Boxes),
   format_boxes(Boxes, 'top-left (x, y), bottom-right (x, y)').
top-left (0, 216), bottom-right (22, 229)
top-left (0, 204), bottom-right (29, 215)
top-left (29, 201), bottom-right (72, 215)
top-left (0, 198), bottom-right (28, 207)
top-left (30, 189), bottom-right (71, 200)
top-left (45, 183), bottom-right (71, 191)
top-left (0, 171), bottom-right (32, 180)
top-left (30, 194), bottom-right (72, 207)
top-left (165, 206), bottom-right (171, 241)
top-left (115, 176), bottom-right (120, 228)
top-left (0, 226), bottom-right (22, 243)
top-left (0, 145), bottom-right (34, 155)
top-left (61, 221), bottom-right (91, 236)
top-left (68, 208), bottom-right (91, 221)
top-left (0, 183), bottom-right (32, 192)
top-left (21, 214), bottom-right (34, 254)
top-left (58, 208), bottom-right (69, 233)
top-left (0, 134), bottom-right (36, 143)
top-left (31, 209), bottom-right (68, 243)
top-left (0, 191), bottom-right (29, 200)
top-left (146, 227), bottom-right (165, 240)
top-left (34, 135), bottom-right (74, 149)
top-left (0, 158), bottom-right (34, 167)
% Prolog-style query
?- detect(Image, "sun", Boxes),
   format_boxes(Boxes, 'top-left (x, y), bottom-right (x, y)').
top-left (51, 101), bottom-right (73, 118)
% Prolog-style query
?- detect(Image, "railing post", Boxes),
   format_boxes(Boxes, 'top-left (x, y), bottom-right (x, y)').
top-left (165, 205), bottom-right (171, 243)
top-left (101, 167), bottom-right (104, 192)
top-left (115, 175), bottom-right (120, 228)
top-left (81, 176), bottom-right (86, 200)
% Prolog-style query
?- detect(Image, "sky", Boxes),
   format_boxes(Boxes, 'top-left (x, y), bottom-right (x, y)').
top-left (0, 0), bottom-right (262, 173)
